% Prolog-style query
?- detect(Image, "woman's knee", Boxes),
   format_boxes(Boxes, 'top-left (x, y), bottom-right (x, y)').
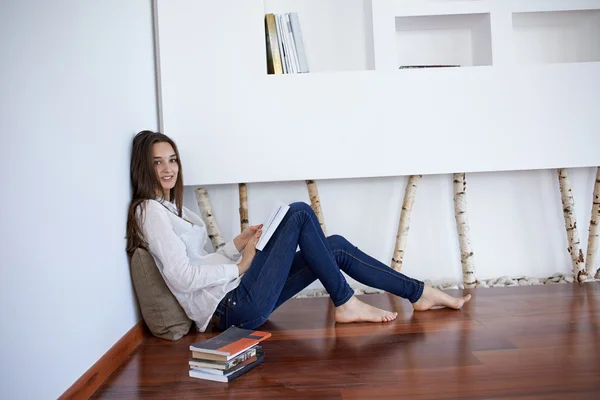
top-left (327, 234), bottom-right (351, 251)
top-left (289, 201), bottom-right (313, 214)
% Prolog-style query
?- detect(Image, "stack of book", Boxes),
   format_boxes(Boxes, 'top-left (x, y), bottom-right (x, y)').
top-left (265, 12), bottom-right (309, 74)
top-left (188, 326), bottom-right (270, 382)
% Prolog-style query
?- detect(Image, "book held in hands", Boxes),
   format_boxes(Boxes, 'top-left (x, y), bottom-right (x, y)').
top-left (255, 202), bottom-right (290, 251)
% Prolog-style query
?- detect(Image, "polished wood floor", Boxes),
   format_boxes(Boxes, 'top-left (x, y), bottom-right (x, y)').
top-left (93, 283), bottom-right (600, 399)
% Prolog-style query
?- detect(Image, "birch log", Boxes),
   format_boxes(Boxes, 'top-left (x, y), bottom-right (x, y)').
top-left (391, 175), bottom-right (422, 271)
top-left (195, 187), bottom-right (225, 250)
top-left (557, 169), bottom-right (587, 281)
top-left (238, 183), bottom-right (249, 232)
top-left (586, 167), bottom-right (600, 279)
top-left (453, 173), bottom-right (477, 288)
top-left (306, 180), bottom-right (327, 236)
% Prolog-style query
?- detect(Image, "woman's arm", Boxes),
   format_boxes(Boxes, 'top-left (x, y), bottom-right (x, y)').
top-left (216, 239), bottom-right (243, 261)
top-left (140, 201), bottom-right (240, 294)
top-left (229, 224), bottom-right (263, 254)
top-left (182, 205), bottom-right (245, 261)
top-left (181, 204), bottom-right (260, 263)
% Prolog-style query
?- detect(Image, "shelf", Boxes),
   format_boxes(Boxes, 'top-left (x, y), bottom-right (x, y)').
top-left (512, 9), bottom-right (600, 65)
top-left (155, 0), bottom-right (600, 186)
top-left (395, 13), bottom-right (492, 68)
top-left (166, 62), bottom-right (600, 186)
top-left (263, 0), bottom-right (375, 74)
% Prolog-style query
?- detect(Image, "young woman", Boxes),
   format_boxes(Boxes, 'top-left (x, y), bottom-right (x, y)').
top-left (126, 130), bottom-right (471, 332)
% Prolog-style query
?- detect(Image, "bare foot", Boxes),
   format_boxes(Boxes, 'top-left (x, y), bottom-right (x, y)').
top-left (334, 296), bottom-right (398, 323)
top-left (412, 285), bottom-right (472, 311)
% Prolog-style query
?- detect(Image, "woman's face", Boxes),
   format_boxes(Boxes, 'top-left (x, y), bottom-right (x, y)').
top-left (152, 141), bottom-right (179, 198)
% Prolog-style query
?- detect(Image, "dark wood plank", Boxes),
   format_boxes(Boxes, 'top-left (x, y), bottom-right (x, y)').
top-left (91, 282), bottom-right (600, 399)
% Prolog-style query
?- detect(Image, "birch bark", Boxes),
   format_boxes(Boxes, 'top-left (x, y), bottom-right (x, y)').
top-left (453, 173), bottom-right (477, 288)
top-left (557, 169), bottom-right (587, 281)
top-left (585, 168), bottom-right (600, 279)
top-left (391, 175), bottom-right (421, 271)
top-left (238, 183), bottom-right (249, 232)
top-left (306, 180), bottom-right (327, 236)
top-left (195, 187), bottom-right (225, 250)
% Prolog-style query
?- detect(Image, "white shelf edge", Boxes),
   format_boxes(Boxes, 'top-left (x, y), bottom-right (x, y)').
top-left (390, 0), bottom-right (600, 18)
top-left (508, 0), bottom-right (600, 14)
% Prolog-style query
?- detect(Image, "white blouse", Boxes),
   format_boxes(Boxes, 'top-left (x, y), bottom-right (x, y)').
top-left (137, 199), bottom-right (242, 332)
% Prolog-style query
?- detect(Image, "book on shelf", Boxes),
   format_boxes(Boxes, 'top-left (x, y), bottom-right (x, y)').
top-left (255, 202), bottom-right (290, 251)
top-left (188, 326), bottom-right (271, 382)
top-left (265, 12), bottom-right (309, 74)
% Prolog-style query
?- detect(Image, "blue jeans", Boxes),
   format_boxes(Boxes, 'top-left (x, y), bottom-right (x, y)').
top-left (213, 202), bottom-right (424, 330)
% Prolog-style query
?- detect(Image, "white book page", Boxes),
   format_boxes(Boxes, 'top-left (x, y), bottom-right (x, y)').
top-left (256, 202), bottom-right (290, 251)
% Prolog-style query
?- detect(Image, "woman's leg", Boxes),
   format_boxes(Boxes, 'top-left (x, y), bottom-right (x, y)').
top-left (271, 251), bottom-right (318, 310)
top-left (325, 235), bottom-right (471, 312)
top-left (221, 202), bottom-right (396, 330)
top-left (271, 235), bottom-right (471, 315)
top-left (327, 234), bottom-right (424, 302)
top-left (217, 202), bottom-right (351, 329)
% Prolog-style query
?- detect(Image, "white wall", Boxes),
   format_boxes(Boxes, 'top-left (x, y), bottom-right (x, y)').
top-left (0, 1), bottom-right (157, 399)
top-left (183, 166), bottom-right (598, 291)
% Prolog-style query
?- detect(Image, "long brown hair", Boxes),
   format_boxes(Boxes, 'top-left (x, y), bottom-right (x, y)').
top-left (126, 130), bottom-right (184, 255)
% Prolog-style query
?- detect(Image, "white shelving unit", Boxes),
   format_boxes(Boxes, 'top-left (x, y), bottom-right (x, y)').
top-left (512, 9), bottom-right (600, 65)
top-left (154, 0), bottom-right (600, 186)
top-left (263, 0), bottom-right (375, 73)
top-left (395, 13), bottom-right (492, 67)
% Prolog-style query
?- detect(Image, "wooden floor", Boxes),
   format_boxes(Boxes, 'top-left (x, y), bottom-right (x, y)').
top-left (93, 283), bottom-right (600, 399)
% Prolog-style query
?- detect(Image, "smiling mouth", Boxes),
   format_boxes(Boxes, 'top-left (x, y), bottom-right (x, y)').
top-left (161, 175), bottom-right (174, 181)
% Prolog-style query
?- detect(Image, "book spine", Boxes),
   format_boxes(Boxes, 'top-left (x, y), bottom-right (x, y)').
top-left (274, 13), bottom-right (288, 73)
top-left (278, 14), bottom-right (292, 73)
top-left (285, 13), bottom-right (300, 74)
top-left (265, 14), bottom-right (283, 74)
top-left (289, 12), bottom-right (309, 73)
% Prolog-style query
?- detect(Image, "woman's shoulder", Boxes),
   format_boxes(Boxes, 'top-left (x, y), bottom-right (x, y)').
top-left (145, 198), bottom-right (166, 209)
top-left (134, 199), bottom-right (170, 221)
top-left (135, 198), bottom-right (163, 211)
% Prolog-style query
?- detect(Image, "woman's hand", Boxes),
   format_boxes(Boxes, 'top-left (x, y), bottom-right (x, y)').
top-left (237, 228), bottom-right (262, 275)
top-left (233, 224), bottom-right (263, 251)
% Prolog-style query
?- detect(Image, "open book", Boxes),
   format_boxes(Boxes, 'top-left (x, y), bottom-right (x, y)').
top-left (255, 202), bottom-right (290, 251)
